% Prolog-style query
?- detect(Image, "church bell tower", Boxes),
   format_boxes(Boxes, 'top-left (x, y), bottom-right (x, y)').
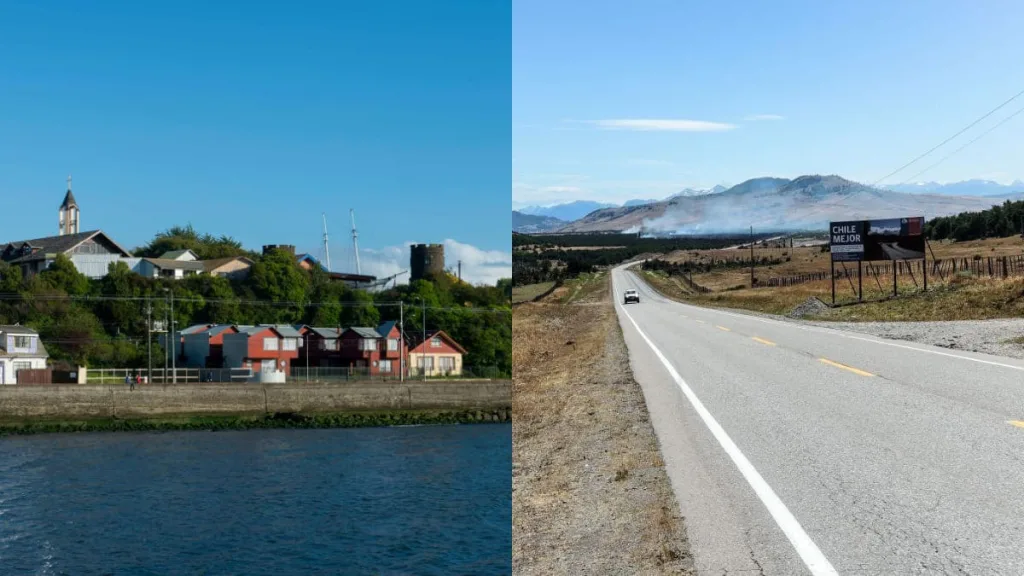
top-left (59, 175), bottom-right (79, 236)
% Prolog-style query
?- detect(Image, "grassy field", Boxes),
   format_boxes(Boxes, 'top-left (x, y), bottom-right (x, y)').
top-left (512, 281), bottom-right (556, 304)
top-left (641, 267), bottom-right (1024, 322)
top-left (664, 236), bottom-right (1024, 291)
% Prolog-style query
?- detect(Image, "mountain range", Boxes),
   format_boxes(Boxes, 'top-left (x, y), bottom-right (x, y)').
top-left (517, 185), bottom-right (730, 221)
top-left (512, 175), bottom-right (1024, 235)
top-left (885, 179), bottom-right (1024, 197)
top-left (512, 210), bottom-right (565, 233)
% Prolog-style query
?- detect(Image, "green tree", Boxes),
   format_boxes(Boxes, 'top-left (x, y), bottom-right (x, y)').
top-left (40, 254), bottom-right (90, 296)
top-left (247, 248), bottom-right (309, 323)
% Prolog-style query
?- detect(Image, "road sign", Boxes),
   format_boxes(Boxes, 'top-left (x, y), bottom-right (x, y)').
top-left (830, 217), bottom-right (924, 262)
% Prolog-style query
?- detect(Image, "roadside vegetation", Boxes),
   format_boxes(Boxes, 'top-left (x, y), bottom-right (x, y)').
top-left (513, 269), bottom-right (693, 574)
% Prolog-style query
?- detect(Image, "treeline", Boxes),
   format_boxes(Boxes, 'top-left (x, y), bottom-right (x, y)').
top-left (925, 200), bottom-right (1024, 242)
top-left (642, 255), bottom-right (784, 276)
top-left (0, 227), bottom-right (511, 374)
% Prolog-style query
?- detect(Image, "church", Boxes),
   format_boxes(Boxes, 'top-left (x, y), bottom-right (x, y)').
top-left (0, 177), bottom-right (136, 278)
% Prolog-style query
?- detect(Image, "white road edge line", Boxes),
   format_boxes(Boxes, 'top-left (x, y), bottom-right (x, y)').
top-left (625, 269), bottom-right (1024, 373)
top-left (617, 301), bottom-right (839, 576)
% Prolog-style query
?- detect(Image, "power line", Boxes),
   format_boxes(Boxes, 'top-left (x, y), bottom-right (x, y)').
top-left (872, 86), bottom-right (1024, 186)
top-left (895, 103), bottom-right (1024, 186)
top-left (0, 292), bottom-right (511, 315)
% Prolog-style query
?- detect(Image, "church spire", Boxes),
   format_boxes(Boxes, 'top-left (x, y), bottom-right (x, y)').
top-left (59, 175), bottom-right (79, 235)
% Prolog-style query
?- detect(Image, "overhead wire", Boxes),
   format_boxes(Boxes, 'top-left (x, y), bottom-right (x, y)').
top-left (872, 86), bottom-right (1024, 186)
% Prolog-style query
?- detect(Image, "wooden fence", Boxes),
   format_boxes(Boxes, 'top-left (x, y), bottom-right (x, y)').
top-left (758, 254), bottom-right (1024, 289)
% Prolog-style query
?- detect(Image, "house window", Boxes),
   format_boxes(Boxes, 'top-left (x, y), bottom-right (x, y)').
top-left (359, 338), bottom-right (377, 351)
top-left (321, 339), bottom-right (337, 351)
top-left (13, 335), bottom-right (32, 349)
top-left (282, 338), bottom-right (297, 351)
top-left (430, 337), bottom-right (442, 348)
top-left (12, 361), bottom-right (32, 373)
top-left (379, 360), bottom-right (393, 372)
top-left (387, 338), bottom-right (399, 351)
top-left (263, 337), bottom-right (278, 351)
top-left (439, 357), bottom-right (455, 372)
top-left (418, 356), bottom-right (434, 370)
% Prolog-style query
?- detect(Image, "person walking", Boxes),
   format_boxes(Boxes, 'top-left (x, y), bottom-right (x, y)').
top-left (126, 372), bottom-right (135, 391)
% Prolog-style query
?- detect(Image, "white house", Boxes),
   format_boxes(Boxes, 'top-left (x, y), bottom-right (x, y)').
top-left (0, 325), bottom-right (49, 384)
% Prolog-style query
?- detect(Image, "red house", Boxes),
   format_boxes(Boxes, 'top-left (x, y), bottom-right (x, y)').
top-left (335, 321), bottom-right (406, 377)
top-left (222, 325), bottom-right (303, 375)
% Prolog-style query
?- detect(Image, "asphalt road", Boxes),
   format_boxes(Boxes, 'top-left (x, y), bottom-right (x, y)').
top-left (879, 242), bottom-right (926, 261)
top-left (612, 265), bottom-right (1024, 576)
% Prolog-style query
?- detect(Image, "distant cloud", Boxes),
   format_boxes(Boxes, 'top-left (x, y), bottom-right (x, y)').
top-left (540, 185), bottom-right (584, 193)
top-left (588, 119), bottom-right (737, 132)
top-left (743, 114), bottom-right (785, 121)
top-left (359, 240), bottom-right (510, 287)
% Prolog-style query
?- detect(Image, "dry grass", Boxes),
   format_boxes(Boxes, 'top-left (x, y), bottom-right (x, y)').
top-left (513, 274), bottom-right (694, 575)
top-left (642, 267), bottom-right (1024, 322)
top-left (665, 236), bottom-right (1024, 290)
top-left (512, 281), bottom-right (556, 304)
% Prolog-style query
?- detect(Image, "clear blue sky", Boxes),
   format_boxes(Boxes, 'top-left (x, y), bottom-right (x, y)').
top-left (514, 0), bottom-right (1024, 208)
top-left (0, 0), bottom-right (510, 276)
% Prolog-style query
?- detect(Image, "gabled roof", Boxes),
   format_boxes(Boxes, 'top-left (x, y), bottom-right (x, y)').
top-left (406, 330), bottom-right (467, 354)
top-left (377, 321), bottom-right (398, 337)
top-left (257, 324), bottom-right (303, 338)
top-left (296, 253), bottom-right (327, 270)
top-left (142, 258), bottom-right (206, 271)
top-left (0, 324), bottom-right (40, 335)
top-left (309, 327), bottom-right (341, 338)
top-left (1, 230), bottom-right (132, 263)
top-left (202, 256), bottom-right (254, 272)
top-left (345, 327), bottom-right (381, 339)
top-left (179, 324), bottom-right (214, 335)
top-left (160, 249), bottom-right (199, 261)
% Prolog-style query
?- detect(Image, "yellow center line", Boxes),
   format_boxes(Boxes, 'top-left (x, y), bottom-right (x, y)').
top-left (717, 326), bottom-right (731, 332)
top-left (819, 358), bottom-right (874, 377)
top-left (1008, 421), bottom-right (1024, 429)
top-left (752, 337), bottom-right (777, 346)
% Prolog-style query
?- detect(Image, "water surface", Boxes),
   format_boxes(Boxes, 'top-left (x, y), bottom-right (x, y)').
top-left (0, 424), bottom-right (511, 575)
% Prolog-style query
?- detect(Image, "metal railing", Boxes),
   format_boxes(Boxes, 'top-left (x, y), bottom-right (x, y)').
top-left (85, 367), bottom-right (254, 384)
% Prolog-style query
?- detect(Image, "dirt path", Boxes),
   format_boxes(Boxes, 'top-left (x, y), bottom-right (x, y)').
top-left (513, 275), bottom-right (694, 575)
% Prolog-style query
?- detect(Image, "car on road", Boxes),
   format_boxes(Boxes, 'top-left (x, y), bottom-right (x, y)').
top-left (623, 289), bottom-right (640, 304)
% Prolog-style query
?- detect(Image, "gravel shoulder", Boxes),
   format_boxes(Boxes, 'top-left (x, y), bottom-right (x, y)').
top-left (512, 275), bottom-right (694, 575)
top-left (796, 317), bottom-right (1024, 359)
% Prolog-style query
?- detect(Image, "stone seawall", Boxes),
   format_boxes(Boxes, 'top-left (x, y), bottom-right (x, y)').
top-left (0, 380), bottom-right (511, 422)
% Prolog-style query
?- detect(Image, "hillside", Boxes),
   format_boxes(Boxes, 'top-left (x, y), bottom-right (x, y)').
top-left (512, 210), bottom-right (565, 233)
top-left (519, 200), bottom-right (615, 222)
top-left (557, 175), bottom-right (1019, 234)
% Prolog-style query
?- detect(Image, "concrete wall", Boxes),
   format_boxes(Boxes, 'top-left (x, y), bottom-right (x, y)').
top-left (0, 380), bottom-right (511, 421)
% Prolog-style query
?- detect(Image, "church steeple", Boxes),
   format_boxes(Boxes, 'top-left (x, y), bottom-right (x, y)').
top-left (59, 175), bottom-right (79, 236)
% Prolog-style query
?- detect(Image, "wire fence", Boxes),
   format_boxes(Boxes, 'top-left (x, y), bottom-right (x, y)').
top-left (757, 254), bottom-right (1024, 289)
top-left (79, 365), bottom-right (509, 385)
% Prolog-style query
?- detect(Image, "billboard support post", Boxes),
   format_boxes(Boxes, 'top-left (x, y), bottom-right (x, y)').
top-left (830, 258), bottom-right (836, 306)
top-left (893, 260), bottom-right (898, 297)
top-left (923, 251), bottom-right (928, 292)
top-left (858, 260), bottom-right (863, 302)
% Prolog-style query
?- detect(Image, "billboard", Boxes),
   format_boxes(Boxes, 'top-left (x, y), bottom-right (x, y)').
top-left (830, 217), bottom-right (925, 262)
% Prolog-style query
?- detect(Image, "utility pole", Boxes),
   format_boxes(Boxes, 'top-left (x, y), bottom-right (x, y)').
top-left (322, 213), bottom-right (332, 272)
top-left (457, 260), bottom-right (462, 282)
top-left (170, 290), bottom-right (176, 384)
top-left (422, 299), bottom-right (427, 381)
top-left (399, 301), bottom-right (405, 382)
top-left (146, 297), bottom-right (152, 384)
top-left (305, 330), bottom-right (309, 383)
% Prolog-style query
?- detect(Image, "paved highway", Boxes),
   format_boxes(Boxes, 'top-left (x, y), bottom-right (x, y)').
top-left (612, 265), bottom-right (1024, 575)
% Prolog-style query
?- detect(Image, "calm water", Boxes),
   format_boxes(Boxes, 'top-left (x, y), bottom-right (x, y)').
top-left (0, 424), bottom-right (511, 575)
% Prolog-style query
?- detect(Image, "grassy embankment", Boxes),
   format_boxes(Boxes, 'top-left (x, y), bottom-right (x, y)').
top-left (513, 271), bottom-right (694, 574)
top-left (645, 236), bottom-right (1024, 321)
top-left (0, 409), bottom-right (510, 436)
top-left (512, 281), bottom-right (556, 304)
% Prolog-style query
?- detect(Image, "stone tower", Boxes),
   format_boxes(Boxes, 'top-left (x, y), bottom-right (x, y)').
top-left (59, 175), bottom-right (79, 236)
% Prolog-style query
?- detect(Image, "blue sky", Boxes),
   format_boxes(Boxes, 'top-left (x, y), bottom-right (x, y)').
top-left (0, 0), bottom-right (510, 284)
top-left (513, 0), bottom-right (1024, 208)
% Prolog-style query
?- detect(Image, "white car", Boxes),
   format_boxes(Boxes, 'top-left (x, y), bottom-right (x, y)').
top-left (623, 289), bottom-right (640, 304)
